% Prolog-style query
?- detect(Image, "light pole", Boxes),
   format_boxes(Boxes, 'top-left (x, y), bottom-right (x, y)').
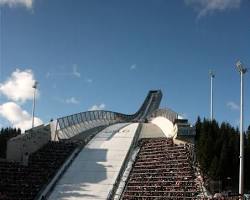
top-left (209, 70), bottom-right (215, 121)
top-left (236, 60), bottom-right (247, 196)
top-left (31, 81), bottom-right (38, 129)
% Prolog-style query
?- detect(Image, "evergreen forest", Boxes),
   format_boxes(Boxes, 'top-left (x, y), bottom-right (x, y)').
top-left (195, 117), bottom-right (250, 191)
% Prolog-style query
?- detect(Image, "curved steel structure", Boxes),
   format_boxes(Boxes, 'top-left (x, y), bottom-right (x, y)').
top-left (55, 90), bottom-right (162, 139)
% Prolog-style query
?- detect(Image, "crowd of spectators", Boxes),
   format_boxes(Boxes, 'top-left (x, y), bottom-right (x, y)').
top-left (0, 141), bottom-right (77, 200)
top-left (121, 138), bottom-right (201, 200)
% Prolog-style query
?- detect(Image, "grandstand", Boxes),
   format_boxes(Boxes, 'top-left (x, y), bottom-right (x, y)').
top-left (0, 90), bottom-right (204, 200)
top-left (120, 138), bottom-right (200, 200)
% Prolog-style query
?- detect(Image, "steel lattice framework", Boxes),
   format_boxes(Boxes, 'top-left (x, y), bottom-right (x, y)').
top-left (55, 90), bottom-right (162, 139)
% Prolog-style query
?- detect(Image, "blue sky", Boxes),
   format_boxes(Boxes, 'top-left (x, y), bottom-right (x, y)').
top-left (0, 0), bottom-right (249, 131)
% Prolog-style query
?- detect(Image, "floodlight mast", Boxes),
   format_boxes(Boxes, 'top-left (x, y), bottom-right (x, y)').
top-left (31, 81), bottom-right (38, 129)
top-left (236, 60), bottom-right (247, 197)
top-left (209, 70), bottom-right (215, 121)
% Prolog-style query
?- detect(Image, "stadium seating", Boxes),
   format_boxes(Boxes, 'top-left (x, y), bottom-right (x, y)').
top-left (0, 137), bottom-right (241, 200)
top-left (0, 141), bottom-right (77, 200)
top-left (121, 138), bottom-right (200, 200)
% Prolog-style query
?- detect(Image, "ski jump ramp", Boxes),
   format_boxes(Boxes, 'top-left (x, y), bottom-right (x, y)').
top-left (48, 123), bottom-right (139, 200)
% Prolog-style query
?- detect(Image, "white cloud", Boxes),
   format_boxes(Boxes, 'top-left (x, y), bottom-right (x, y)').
top-left (227, 101), bottom-right (240, 111)
top-left (65, 97), bottom-right (79, 104)
top-left (0, 102), bottom-right (43, 132)
top-left (0, 0), bottom-right (33, 9)
top-left (0, 69), bottom-right (38, 103)
top-left (130, 64), bottom-right (137, 70)
top-left (234, 118), bottom-right (240, 127)
top-left (88, 103), bottom-right (106, 111)
top-left (185, 0), bottom-right (241, 18)
top-left (72, 65), bottom-right (81, 78)
top-left (45, 72), bottom-right (51, 78)
top-left (46, 64), bottom-right (81, 79)
top-left (86, 78), bottom-right (93, 83)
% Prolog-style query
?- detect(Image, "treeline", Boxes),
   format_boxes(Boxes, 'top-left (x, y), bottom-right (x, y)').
top-left (195, 117), bottom-right (250, 190)
top-left (0, 127), bottom-right (21, 158)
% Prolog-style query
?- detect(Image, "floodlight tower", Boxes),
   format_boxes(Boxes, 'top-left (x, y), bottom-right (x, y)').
top-left (236, 60), bottom-right (247, 196)
top-left (209, 70), bottom-right (215, 121)
top-left (31, 81), bottom-right (38, 129)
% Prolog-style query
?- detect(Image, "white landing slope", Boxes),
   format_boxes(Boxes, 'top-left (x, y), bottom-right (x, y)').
top-left (48, 123), bottom-right (139, 200)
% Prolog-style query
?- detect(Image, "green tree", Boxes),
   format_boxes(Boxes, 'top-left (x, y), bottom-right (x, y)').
top-left (195, 118), bottom-right (242, 190)
top-left (195, 116), bottom-right (202, 141)
top-left (245, 125), bottom-right (250, 189)
top-left (208, 156), bottom-right (219, 179)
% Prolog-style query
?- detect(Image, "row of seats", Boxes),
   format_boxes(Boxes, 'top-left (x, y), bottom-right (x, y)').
top-left (198, 196), bottom-right (242, 200)
top-left (121, 138), bottom-right (200, 200)
top-left (0, 141), bottom-right (77, 200)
